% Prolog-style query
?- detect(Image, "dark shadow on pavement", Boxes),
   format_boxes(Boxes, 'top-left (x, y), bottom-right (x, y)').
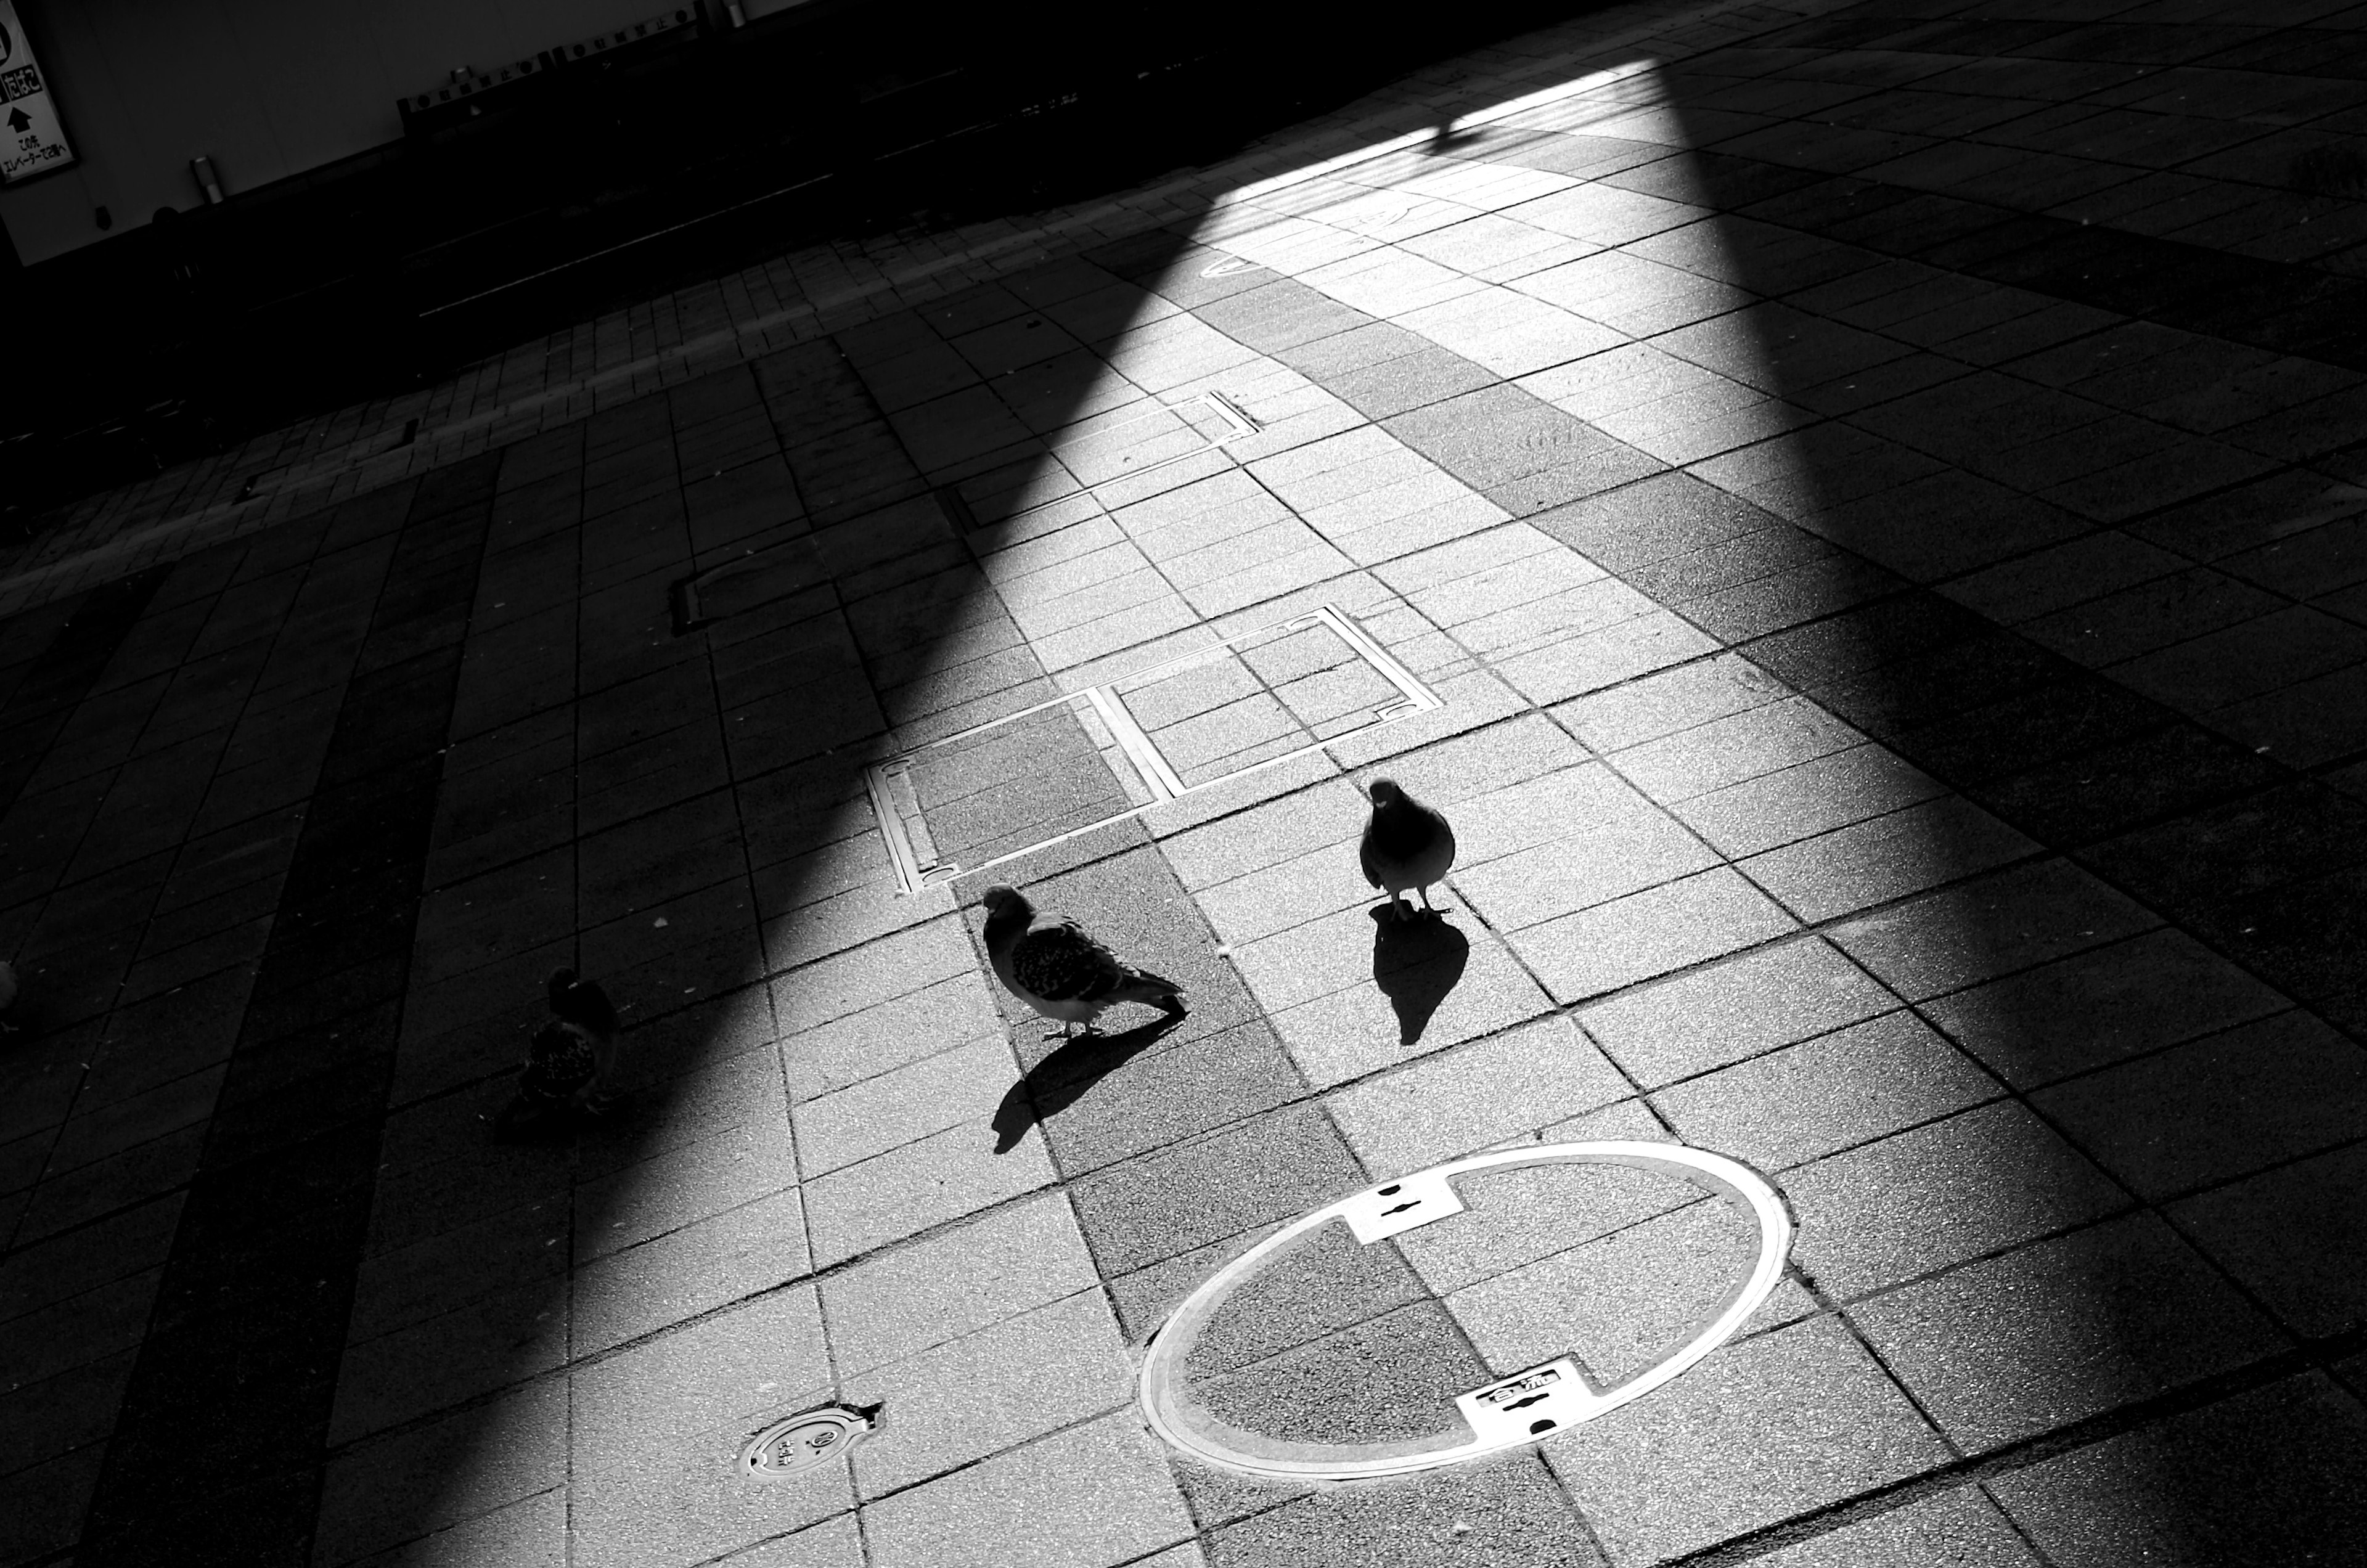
top-left (1370, 904), bottom-right (1470, 1047)
top-left (991, 1011), bottom-right (1188, 1153)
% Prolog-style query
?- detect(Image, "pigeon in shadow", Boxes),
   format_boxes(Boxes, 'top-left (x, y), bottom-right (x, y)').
top-left (494, 966), bottom-right (623, 1139)
top-left (1360, 777), bottom-right (1457, 921)
top-left (980, 885), bottom-right (1187, 1040)
top-left (1371, 904), bottom-right (1470, 1046)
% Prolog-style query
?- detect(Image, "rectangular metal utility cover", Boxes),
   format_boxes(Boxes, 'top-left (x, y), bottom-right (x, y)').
top-left (867, 605), bottom-right (1440, 894)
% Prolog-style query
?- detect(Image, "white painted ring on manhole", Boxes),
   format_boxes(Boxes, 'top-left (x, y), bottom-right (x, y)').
top-left (740, 1403), bottom-right (880, 1481)
top-left (1137, 1141), bottom-right (1791, 1482)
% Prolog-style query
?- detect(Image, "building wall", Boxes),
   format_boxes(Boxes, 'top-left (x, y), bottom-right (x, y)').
top-left (0, 0), bottom-right (682, 264)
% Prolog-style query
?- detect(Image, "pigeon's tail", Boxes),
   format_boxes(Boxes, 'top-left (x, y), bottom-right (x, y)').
top-left (1116, 968), bottom-right (1187, 1015)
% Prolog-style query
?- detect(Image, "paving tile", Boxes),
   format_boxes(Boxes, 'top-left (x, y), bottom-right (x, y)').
top-left (769, 917), bottom-right (979, 1037)
top-left (0, 1441), bottom-right (108, 1565)
top-left (0, 1343), bottom-right (133, 1479)
top-left (327, 1274), bottom-right (569, 1443)
top-left (1786, 1101), bottom-right (2130, 1298)
top-left (1744, 793), bottom-right (2035, 922)
top-left (1012, 1016), bottom-right (1309, 1176)
top-left (1853, 1212), bottom-right (2286, 1452)
top-left (1576, 933), bottom-right (1894, 1088)
top-left (1249, 923), bottom-right (1543, 1094)
top-left (0, 1192), bottom-right (184, 1324)
top-left (1612, 695), bottom-right (1864, 805)
top-left (1653, 1010), bottom-right (1998, 1171)
top-left (1826, 859), bottom-right (2159, 1002)
top-left (791, 1034), bottom-right (1013, 1176)
top-left (343, 1488), bottom-right (569, 1568)
top-left (846, 1288), bottom-right (1135, 1496)
top-left (804, 1117), bottom-right (1055, 1269)
top-left (1748, 1487), bottom-right (2043, 1568)
top-left (1188, 1296), bottom-right (1491, 1450)
top-left (1455, 788), bottom-right (1722, 930)
top-left (780, 971), bottom-right (1004, 1102)
top-left (570, 1186), bottom-right (811, 1354)
top-left (1204, 1452), bottom-right (1602, 1568)
top-left (314, 1378), bottom-right (570, 1567)
top-left (1989, 1374), bottom-right (2367, 1568)
top-left (570, 1286), bottom-right (850, 1568)
top-left (2032, 1011), bottom-right (2367, 1200)
top-left (1510, 867), bottom-right (1799, 1003)
top-left (1672, 741), bottom-right (1946, 859)
top-left (1922, 928), bottom-right (2287, 1089)
top-left (859, 1411), bottom-right (1192, 1568)
top-left (1543, 1316), bottom-right (1948, 1567)
top-left (1324, 1015), bottom-right (1632, 1175)
top-left (704, 1516), bottom-right (863, 1568)
top-left (1067, 1102), bottom-right (1367, 1278)
top-left (1390, 1127), bottom-right (1704, 1297)
top-left (575, 1117), bottom-right (799, 1262)
top-left (820, 1191), bottom-right (1099, 1373)
top-left (2169, 1140), bottom-right (2367, 1340)
top-left (1449, 1194), bottom-right (1815, 1386)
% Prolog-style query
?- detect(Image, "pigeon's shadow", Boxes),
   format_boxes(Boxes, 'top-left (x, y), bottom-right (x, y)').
top-left (991, 1013), bottom-right (1184, 1154)
top-left (1371, 905), bottom-right (1470, 1046)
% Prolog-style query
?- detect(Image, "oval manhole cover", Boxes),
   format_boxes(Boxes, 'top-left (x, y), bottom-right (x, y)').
top-left (740, 1403), bottom-right (880, 1481)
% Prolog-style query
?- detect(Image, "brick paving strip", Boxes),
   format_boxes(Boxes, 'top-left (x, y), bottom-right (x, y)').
top-left (70, 460), bottom-right (501, 1561)
top-left (4, 0), bottom-right (2367, 1566)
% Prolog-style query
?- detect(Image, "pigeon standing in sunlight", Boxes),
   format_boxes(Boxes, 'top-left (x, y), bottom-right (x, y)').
top-left (494, 966), bottom-right (621, 1137)
top-left (980, 885), bottom-right (1187, 1039)
top-left (1361, 777), bottom-right (1457, 920)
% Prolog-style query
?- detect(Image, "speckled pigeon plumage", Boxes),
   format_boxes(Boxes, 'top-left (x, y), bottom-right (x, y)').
top-left (494, 966), bottom-right (621, 1136)
top-left (980, 885), bottom-right (1187, 1038)
top-left (1360, 777), bottom-right (1456, 920)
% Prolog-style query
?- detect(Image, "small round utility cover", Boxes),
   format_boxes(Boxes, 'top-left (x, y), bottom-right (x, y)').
top-left (740, 1403), bottom-right (877, 1481)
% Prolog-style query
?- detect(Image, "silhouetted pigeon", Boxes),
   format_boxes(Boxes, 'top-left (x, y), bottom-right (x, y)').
top-left (1360, 777), bottom-right (1456, 920)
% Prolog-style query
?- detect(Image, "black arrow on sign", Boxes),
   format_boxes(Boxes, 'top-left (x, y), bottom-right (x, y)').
top-left (5, 108), bottom-right (28, 134)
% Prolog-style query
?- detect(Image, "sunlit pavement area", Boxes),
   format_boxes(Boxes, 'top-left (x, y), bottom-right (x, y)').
top-left (9, 0), bottom-right (2367, 1562)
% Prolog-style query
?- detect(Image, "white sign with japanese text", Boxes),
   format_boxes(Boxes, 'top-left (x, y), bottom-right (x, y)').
top-left (0, 1), bottom-right (75, 186)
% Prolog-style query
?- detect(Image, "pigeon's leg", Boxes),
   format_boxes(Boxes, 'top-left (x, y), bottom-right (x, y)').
top-left (1418, 886), bottom-right (1438, 913)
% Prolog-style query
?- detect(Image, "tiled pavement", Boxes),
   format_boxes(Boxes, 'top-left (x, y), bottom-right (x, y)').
top-left (7, 0), bottom-right (2367, 1564)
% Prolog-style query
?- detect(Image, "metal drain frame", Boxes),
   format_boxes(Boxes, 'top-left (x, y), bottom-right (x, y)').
top-left (738, 1401), bottom-right (883, 1481)
top-left (959, 391), bottom-right (1263, 537)
top-left (865, 604), bottom-right (1439, 896)
top-left (1137, 1141), bottom-right (1793, 1483)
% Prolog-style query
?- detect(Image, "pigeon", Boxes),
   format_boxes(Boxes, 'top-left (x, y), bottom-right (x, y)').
top-left (548, 965), bottom-right (620, 1043)
top-left (494, 967), bottom-right (621, 1136)
top-left (1360, 777), bottom-right (1456, 921)
top-left (979, 885), bottom-right (1187, 1039)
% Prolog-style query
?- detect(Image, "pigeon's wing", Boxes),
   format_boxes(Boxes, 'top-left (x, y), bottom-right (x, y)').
top-left (1011, 921), bottom-right (1133, 1004)
top-left (1358, 819), bottom-right (1386, 888)
top-left (522, 1023), bottom-right (599, 1098)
